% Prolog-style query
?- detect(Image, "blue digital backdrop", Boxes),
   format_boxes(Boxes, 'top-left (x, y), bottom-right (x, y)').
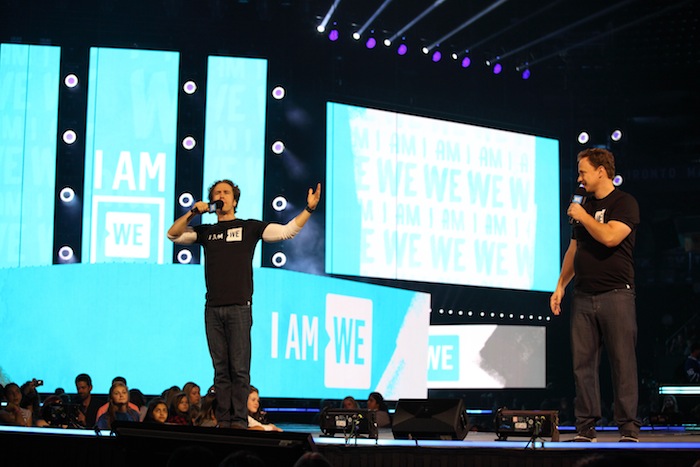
top-left (0, 43), bottom-right (551, 397)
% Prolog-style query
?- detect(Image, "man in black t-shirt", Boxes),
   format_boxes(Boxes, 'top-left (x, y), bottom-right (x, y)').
top-left (167, 179), bottom-right (321, 428)
top-left (550, 148), bottom-right (641, 442)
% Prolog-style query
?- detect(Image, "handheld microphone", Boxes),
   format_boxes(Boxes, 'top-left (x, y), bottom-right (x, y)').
top-left (569, 185), bottom-right (587, 224)
top-left (208, 200), bottom-right (224, 213)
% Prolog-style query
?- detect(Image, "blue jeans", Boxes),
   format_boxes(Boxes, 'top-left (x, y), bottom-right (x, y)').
top-left (571, 288), bottom-right (641, 436)
top-left (205, 304), bottom-right (252, 427)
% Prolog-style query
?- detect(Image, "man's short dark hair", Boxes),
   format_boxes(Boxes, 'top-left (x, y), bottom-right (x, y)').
top-left (577, 148), bottom-right (616, 179)
top-left (75, 373), bottom-right (92, 386)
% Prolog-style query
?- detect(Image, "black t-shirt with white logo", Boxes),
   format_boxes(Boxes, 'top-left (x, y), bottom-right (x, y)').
top-left (572, 188), bottom-right (640, 294)
top-left (194, 219), bottom-right (269, 306)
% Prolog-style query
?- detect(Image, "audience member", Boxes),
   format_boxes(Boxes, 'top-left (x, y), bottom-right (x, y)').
top-left (293, 452), bottom-right (333, 467)
top-left (684, 342), bottom-right (700, 383)
top-left (218, 450), bottom-right (266, 467)
top-left (166, 445), bottom-right (216, 467)
top-left (162, 385), bottom-right (182, 408)
top-left (183, 382), bottom-right (202, 420)
top-left (247, 386), bottom-right (282, 431)
top-left (0, 382), bottom-right (32, 426)
top-left (144, 397), bottom-right (169, 424)
top-left (130, 388), bottom-right (148, 421)
top-left (194, 393), bottom-right (218, 427)
top-left (341, 396), bottom-right (359, 410)
top-left (367, 391), bottom-right (391, 428)
top-left (95, 381), bottom-right (140, 429)
top-left (19, 379), bottom-right (42, 424)
top-left (73, 373), bottom-right (102, 428)
top-left (35, 394), bottom-right (75, 428)
top-left (95, 377), bottom-right (140, 421)
top-left (167, 391), bottom-right (192, 425)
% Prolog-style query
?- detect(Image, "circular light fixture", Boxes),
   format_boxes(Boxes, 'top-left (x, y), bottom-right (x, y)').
top-left (611, 129), bottom-right (623, 142)
top-left (272, 196), bottom-right (288, 212)
top-left (58, 246), bottom-right (74, 262)
top-left (64, 74), bottom-right (79, 88)
top-left (577, 131), bottom-right (590, 144)
top-left (271, 252), bottom-right (287, 267)
top-left (182, 136), bottom-right (196, 150)
top-left (59, 187), bottom-right (75, 203)
top-left (62, 130), bottom-right (77, 144)
top-left (183, 80), bottom-right (197, 94)
top-left (177, 249), bottom-right (193, 264)
top-left (272, 86), bottom-right (286, 100)
top-left (271, 141), bottom-right (285, 154)
top-left (178, 192), bottom-right (194, 208)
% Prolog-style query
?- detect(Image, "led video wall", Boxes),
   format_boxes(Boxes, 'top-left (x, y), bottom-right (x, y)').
top-left (325, 102), bottom-right (561, 292)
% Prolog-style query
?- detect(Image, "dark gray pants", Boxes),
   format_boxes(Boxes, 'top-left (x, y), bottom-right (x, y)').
top-left (571, 288), bottom-right (641, 437)
top-left (205, 304), bottom-right (252, 427)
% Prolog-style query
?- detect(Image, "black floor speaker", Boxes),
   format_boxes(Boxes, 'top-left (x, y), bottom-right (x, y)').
top-left (391, 398), bottom-right (469, 440)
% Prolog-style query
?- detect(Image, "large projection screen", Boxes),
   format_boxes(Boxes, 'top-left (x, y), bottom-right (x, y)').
top-left (326, 102), bottom-right (561, 292)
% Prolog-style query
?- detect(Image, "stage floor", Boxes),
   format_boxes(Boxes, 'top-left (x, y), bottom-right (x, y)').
top-left (2, 424), bottom-right (699, 467)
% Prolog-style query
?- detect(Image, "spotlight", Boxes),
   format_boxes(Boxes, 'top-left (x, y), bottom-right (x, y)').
top-left (177, 249), bottom-right (193, 264)
top-left (485, 59), bottom-right (492, 66)
top-left (521, 69), bottom-right (531, 80)
top-left (183, 80), bottom-right (197, 94)
top-left (577, 131), bottom-right (590, 144)
top-left (58, 246), bottom-right (74, 262)
top-left (451, 52), bottom-right (458, 60)
top-left (352, 32), bottom-right (361, 40)
top-left (431, 50), bottom-right (442, 62)
top-left (613, 174), bottom-right (623, 187)
top-left (421, 46), bottom-right (429, 54)
top-left (272, 196), bottom-right (288, 212)
top-left (611, 129), bottom-right (623, 142)
top-left (457, 310), bottom-right (463, 316)
top-left (467, 311), bottom-right (473, 316)
top-left (271, 86), bottom-right (286, 100)
top-left (492, 63), bottom-right (502, 74)
top-left (59, 187), bottom-right (75, 203)
top-left (272, 252), bottom-right (287, 267)
top-left (480, 311), bottom-right (485, 317)
top-left (461, 56), bottom-right (471, 68)
top-left (178, 192), bottom-right (194, 208)
top-left (397, 43), bottom-right (408, 56)
top-left (448, 309), bottom-right (453, 315)
top-left (271, 141), bottom-right (285, 154)
top-left (328, 29), bottom-right (339, 41)
top-left (62, 130), bottom-right (77, 144)
top-left (64, 73), bottom-right (78, 88)
top-left (439, 308), bottom-right (444, 314)
top-left (384, 38), bottom-right (391, 47)
top-left (182, 136), bottom-right (196, 150)
top-left (365, 37), bottom-right (377, 49)
top-left (317, 25), bottom-right (325, 33)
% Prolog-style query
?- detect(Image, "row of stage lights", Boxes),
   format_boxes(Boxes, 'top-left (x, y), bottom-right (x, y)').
top-left (317, 25), bottom-right (532, 80)
top-left (434, 308), bottom-right (551, 322)
top-left (57, 72), bottom-right (294, 268)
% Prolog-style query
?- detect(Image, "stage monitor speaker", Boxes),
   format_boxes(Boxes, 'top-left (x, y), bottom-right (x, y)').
top-left (391, 399), bottom-right (469, 440)
top-left (111, 421), bottom-right (316, 467)
top-left (494, 408), bottom-right (559, 441)
top-left (319, 408), bottom-right (378, 439)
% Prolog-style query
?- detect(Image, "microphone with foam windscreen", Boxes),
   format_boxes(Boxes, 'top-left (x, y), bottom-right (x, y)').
top-left (208, 200), bottom-right (224, 213)
top-left (569, 185), bottom-right (587, 224)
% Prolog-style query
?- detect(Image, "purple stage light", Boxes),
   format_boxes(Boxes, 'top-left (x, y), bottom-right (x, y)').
top-left (432, 51), bottom-right (442, 62)
top-left (397, 44), bottom-right (408, 56)
top-left (613, 174), bottom-right (623, 186)
top-left (64, 74), bottom-right (78, 88)
top-left (62, 130), bottom-right (77, 144)
top-left (182, 136), bottom-right (196, 150)
top-left (493, 63), bottom-right (502, 74)
top-left (611, 129), bottom-right (623, 141)
top-left (578, 131), bottom-right (590, 144)
top-left (183, 80), bottom-right (197, 94)
top-left (365, 37), bottom-right (376, 49)
top-left (328, 29), bottom-right (339, 41)
top-left (272, 86), bottom-right (286, 100)
top-left (461, 56), bottom-right (471, 68)
top-left (521, 69), bottom-right (531, 80)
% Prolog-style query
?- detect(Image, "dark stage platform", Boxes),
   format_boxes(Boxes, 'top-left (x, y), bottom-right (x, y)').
top-left (2, 423), bottom-right (699, 467)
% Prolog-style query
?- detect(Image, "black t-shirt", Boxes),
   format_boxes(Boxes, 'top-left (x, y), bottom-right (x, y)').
top-left (572, 188), bottom-right (640, 294)
top-left (194, 219), bottom-right (269, 306)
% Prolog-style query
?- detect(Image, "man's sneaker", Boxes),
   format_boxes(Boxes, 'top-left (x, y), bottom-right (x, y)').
top-left (572, 428), bottom-right (597, 442)
top-left (619, 435), bottom-right (639, 442)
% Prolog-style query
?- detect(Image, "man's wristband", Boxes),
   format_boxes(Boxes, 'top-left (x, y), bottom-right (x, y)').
top-left (305, 206), bottom-right (315, 214)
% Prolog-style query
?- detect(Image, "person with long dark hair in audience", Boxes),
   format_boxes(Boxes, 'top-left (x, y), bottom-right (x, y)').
top-left (367, 391), bottom-right (391, 427)
top-left (194, 393), bottom-right (218, 427)
top-left (167, 391), bottom-right (192, 425)
top-left (144, 397), bottom-right (169, 424)
top-left (247, 385), bottom-right (282, 431)
top-left (96, 381), bottom-right (140, 429)
top-left (183, 381), bottom-right (202, 420)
